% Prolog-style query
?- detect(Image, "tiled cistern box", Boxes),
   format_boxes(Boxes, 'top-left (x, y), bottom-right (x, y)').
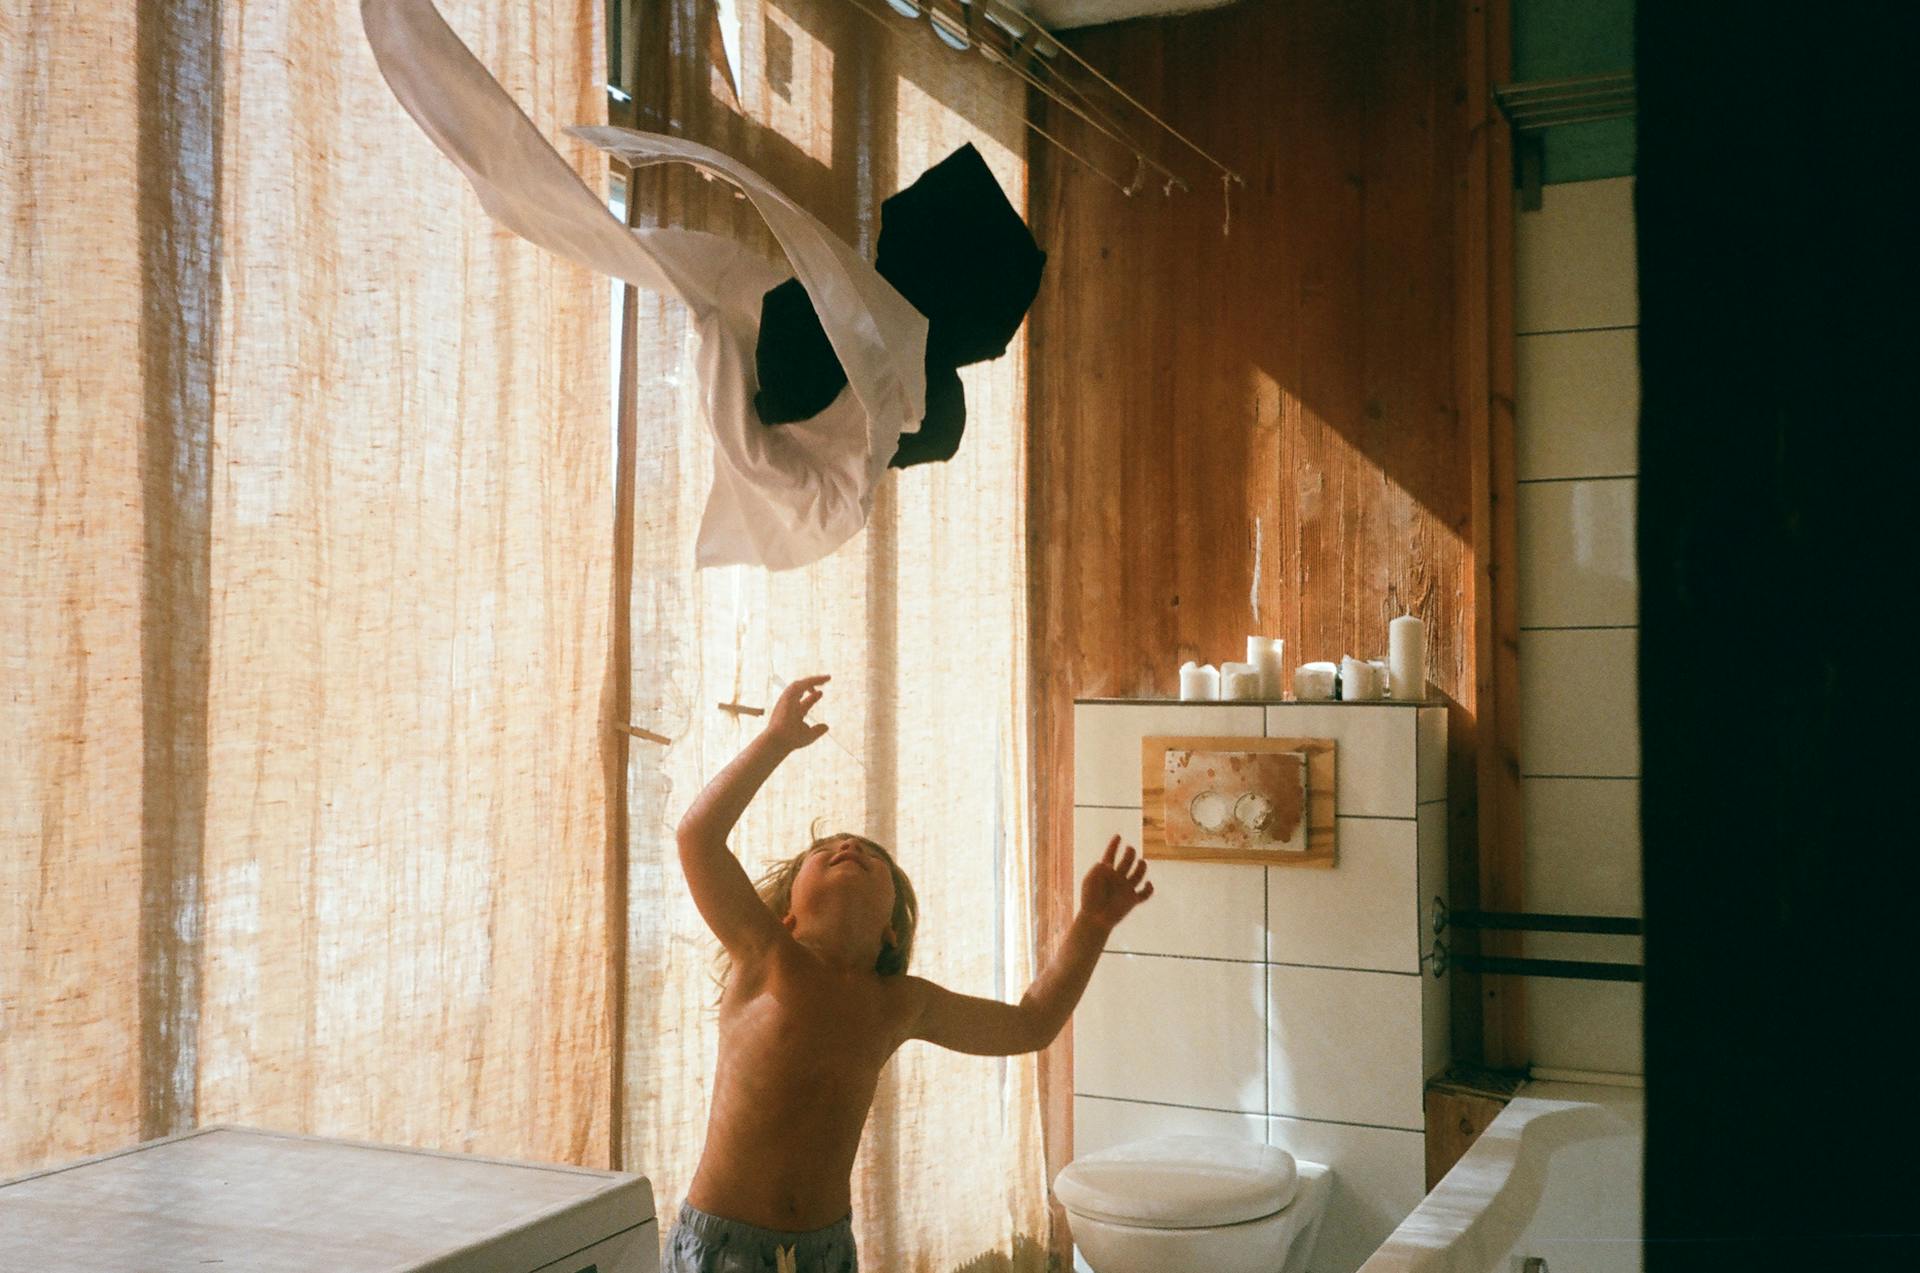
top-left (1070, 699), bottom-right (1449, 1273)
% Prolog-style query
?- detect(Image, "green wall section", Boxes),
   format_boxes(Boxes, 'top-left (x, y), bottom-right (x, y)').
top-left (1512, 0), bottom-right (1634, 184)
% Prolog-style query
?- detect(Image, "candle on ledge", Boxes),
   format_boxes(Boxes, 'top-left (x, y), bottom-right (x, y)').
top-left (1389, 614), bottom-right (1427, 701)
top-left (1340, 655), bottom-right (1384, 701)
top-left (1180, 661), bottom-right (1221, 701)
top-left (1220, 662), bottom-right (1263, 700)
top-left (1294, 661), bottom-right (1338, 701)
top-left (1248, 636), bottom-right (1287, 699)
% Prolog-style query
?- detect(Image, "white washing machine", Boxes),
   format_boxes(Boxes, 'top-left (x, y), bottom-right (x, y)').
top-left (0, 1124), bottom-right (658, 1273)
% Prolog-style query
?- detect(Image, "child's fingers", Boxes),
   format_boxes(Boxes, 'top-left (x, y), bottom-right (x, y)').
top-left (1126, 856), bottom-right (1148, 884)
top-left (1101, 835), bottom-right (1120, 866)
top-left (1137, 881), bottom-right (1155, 902)
top-left (809, 721), bottom-right (829, 739)
top-left (1116, 844), bottom-right (1136, 874)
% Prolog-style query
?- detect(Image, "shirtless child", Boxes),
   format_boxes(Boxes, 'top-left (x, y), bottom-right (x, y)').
top-left (665, 675), bottom-right (1153, 1273)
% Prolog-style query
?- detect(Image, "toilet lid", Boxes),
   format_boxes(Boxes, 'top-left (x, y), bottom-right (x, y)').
top-left (1054, 1135), bottom-right (1299, 1230)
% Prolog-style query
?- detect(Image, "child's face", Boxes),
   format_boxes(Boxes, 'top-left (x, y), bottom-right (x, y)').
top-left (787, 834), bottom-right (898, 949)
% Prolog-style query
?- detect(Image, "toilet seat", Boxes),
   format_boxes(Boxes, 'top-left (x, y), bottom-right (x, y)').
top-left (1054, 1135), bottom-right (1300, 1229)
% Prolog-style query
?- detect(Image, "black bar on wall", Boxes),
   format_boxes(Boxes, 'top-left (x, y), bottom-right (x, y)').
top-left (1457, 956), bottom-right (1642, 984)
top-left (1451, 910), bottom-right (1643, 936)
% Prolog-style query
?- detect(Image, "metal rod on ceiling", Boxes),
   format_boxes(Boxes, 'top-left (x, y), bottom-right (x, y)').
top-left (846, 0), bottom-right (1190, 193)
top-left (839, 0), bottom-right (1139, 192)
top-left (1011, 0), bottom-right (1244, 189)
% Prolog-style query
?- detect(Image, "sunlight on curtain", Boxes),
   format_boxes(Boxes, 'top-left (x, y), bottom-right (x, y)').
top-left (0, 0), bottom-right (149, 1174)
top-left (621, 2), bottom-right (1047, 1268)
top-left (190, 0), bottom-right (614, 1164)
top-left (3, 0), bottom-right (614, 1172)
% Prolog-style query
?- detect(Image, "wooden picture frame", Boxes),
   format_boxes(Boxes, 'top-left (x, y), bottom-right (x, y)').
top-left (1141, 735), bottom-right (1337, 867)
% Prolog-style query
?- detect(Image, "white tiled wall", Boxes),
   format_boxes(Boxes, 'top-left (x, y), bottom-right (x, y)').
top-left (1070, 700), bottom-right (1447, 1273)
top-left (1515, 176), bottom-right (1644, 1076)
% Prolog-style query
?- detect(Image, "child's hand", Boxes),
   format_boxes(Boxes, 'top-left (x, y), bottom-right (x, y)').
top-left (1080, 835), bottom-right (1154, 931)
top-left (765, 674), bottom-right (830, 752)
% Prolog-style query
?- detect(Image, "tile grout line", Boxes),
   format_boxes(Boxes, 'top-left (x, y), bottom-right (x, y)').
top-left (1520, 624), bottom-right (1639, 632)
top-left (1521, 772), bottom-right (1641, 781)
top-left (1517, 473), bottom-right (1637, 485)
top-left (1109, 949), bottom-right (1424, 977)
top-left (1076, 1092), bottom-right (1425, 1137)
top-left (1515, 321), bottom-right (1638, 337)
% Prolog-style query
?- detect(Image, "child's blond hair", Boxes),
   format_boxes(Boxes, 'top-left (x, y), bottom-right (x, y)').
top-left (713, 831), bottom-right (919, 994)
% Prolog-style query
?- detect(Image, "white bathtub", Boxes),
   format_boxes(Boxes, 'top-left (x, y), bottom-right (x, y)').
top-left (1357, 1081), bottom-right (1643, 1273)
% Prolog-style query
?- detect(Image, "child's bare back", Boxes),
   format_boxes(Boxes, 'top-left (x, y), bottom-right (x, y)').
top-left (667, 675), bottom-right (1152, 1271)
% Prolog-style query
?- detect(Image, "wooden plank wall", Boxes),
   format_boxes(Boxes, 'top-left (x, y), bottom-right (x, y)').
top-left (1026, 0), bottom-right (1499, 1228)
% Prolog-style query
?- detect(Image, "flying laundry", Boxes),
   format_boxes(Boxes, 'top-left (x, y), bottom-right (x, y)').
top-left (360, 0), bottom-right (1043, 569)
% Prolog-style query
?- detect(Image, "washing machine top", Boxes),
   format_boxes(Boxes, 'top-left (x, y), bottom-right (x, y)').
top-left (1054, 1134), bottom-right (1300, 1230)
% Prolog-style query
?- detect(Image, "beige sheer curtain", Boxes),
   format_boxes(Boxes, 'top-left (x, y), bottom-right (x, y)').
top-left (3, 0), bottom-right (612, 1172)
top-left (620, 2), bottom-right (1048, 1268)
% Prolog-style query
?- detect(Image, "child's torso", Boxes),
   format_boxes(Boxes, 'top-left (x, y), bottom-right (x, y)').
top-left (688, 941), bottom-right (912, 1231)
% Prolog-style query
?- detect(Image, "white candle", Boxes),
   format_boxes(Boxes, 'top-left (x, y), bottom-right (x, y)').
top-left (1248, 636), bottom-right (1287, 699)
top-left (1293, 661), bottom-right (1338, 700)
top-left (1389, 614), bottom-right (1427, 701)
top-left (1340, 655), bottom-right (1384, 701)
top-left (1179, 661), bottom-right (1221, 701)
top-left (1220, 662), bottom-right (1263, 700)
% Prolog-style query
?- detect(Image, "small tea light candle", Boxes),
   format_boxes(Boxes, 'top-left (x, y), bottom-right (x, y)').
top-left (1340, 655), bottom-right (1384, 701)
top-left (1220, 662), bottom-right (1263, 700)
top-left (1294, 661), bottom-right (1338, 700)
top-left (1389, 614), bottom-right (1427, 701)
top-left (1180, 661), bottom-right (1221, 701)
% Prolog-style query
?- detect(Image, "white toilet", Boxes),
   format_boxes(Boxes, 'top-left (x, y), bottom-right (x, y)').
top-left (1055, 1134), bottom-right (1333, 1273)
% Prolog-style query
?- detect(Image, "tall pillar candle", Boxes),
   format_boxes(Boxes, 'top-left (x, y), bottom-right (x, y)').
top-left (1389, 614), bottom-right (1427, 701)
top-left (1180, 661), bottom-right (1220, 701)
top-left (1248, 636), bottom-right (1287, 699)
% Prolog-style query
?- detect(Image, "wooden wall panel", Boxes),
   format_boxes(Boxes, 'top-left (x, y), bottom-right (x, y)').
top-left (1026, 0), bottom-right (1491, 1233)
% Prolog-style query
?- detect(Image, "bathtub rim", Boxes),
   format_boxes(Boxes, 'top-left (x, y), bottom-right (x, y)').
top-left (1355, 1079), bottom-right (1642, 1273)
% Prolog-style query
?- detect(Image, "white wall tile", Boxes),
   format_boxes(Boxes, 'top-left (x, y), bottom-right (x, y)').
top-left (1522, 927), bottom-right (1643, 1075)
top-left (1417, 707), bottom-right (1447, 805)
top-left (1516, 328), bottom-right (1640, 481)
top-left (1074, 702), bottom-right (1266, 807)
top-left (1523, 777), bottom-right (1642, 917)
top-left (1267, 966), bottom-right (1425, 1131)
top-left (1076, 805), bottom-right (1265, 962)
top-left (1515, 177), bottom-right (1638, 334)
top-left (1519, 629), bottom-right (1640, 776)
top-left (1518, 479), bottom-right (1638, 629)
top-left (1075, 953), bottom-right (1267, 1114)
top-left (1071, 1095), bottom-right (1266, 1160)
top-left (1265, 704), bottom-right (1419, 819)
top-left (1266, 818), bottom-right (1420, 974)
top-left (1266, 1115), bottom-right (1427, 1273)
top-left (1417, 803), bottom-right (1451, 1082)
top-left (1527, 975), bottom-right (1644, 1076)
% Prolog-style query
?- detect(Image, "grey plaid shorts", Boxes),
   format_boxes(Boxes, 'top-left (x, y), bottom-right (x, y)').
top-left (661, 1201), bottom-right (858, 1273)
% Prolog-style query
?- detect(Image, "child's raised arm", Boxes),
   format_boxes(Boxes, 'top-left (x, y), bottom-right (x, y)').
top-left (675, 675), bottom-right (831, 961)
top-left (907, 835), bottom-right (1152, 1056)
